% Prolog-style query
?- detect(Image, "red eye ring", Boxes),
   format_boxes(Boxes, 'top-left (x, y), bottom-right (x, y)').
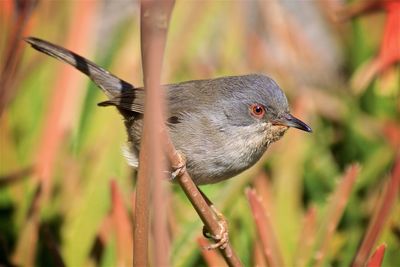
top-left (250, 104), bottom-right (265, 118)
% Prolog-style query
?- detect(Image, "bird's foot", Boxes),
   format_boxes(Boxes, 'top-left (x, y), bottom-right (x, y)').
top-left (202, 205), bottom-right (229, 250)
top-left (169, 150), bottom-right (186, 181)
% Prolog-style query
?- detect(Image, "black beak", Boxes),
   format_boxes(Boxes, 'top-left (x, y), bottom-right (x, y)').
top-left (272, 114), bottom-right (312, 133)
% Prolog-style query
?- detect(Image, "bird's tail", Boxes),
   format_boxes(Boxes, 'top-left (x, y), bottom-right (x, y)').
top-left (24, 37), bottom-right (134, 98)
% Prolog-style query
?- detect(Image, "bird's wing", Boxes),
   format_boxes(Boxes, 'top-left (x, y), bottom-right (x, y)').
top-left (25, 37), bottom-right (139, 103)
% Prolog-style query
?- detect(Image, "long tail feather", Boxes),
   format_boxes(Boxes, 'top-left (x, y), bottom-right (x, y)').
top-left (24, 37), bottom-right (134, 98)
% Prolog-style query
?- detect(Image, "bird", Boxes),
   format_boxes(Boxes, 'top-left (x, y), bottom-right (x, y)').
top-left (25, 37), bottom-right (312, 185)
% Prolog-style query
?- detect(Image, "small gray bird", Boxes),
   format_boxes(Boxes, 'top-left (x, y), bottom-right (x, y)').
top-left (25, 37), bottom-right (311, 185)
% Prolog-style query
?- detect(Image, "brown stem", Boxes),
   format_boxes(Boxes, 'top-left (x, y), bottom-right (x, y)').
top-left (134, 0), bottom-right (175, 266)
top-left (246, 187), bottom-right (284, 267)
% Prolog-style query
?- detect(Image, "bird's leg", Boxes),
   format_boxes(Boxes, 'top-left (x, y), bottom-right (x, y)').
top-left (198, 187), bottom-right (229, 250)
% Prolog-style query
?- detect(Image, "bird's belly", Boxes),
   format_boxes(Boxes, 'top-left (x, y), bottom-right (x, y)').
top-left (185, 157), bottom-right (255, 185)
top-left (178, 134), bottom-right (268, 185)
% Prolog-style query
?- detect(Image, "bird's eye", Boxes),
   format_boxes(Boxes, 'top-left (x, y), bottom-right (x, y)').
top-left (250, 104), bottom-right (265, 118)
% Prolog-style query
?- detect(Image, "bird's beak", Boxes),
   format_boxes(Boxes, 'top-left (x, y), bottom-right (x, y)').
top-left (272, 114), bottom-right (312, 133)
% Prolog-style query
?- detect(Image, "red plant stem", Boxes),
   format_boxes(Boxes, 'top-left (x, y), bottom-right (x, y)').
top-left (253, 239), bottom-right (268, 267)
top-left (352, 157), bottom-right (400, 267)
top-left (111, 180), bottom-right (133, 267)
top-left (134, 1), bottom-right (174, 266)
top-left (246, 188), bottom-right (284, 267)
top-left (314, 164), bottom-right (360, 267)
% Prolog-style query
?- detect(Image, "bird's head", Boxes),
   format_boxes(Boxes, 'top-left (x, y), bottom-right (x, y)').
top-left (221, 74), bottom-right (312, 145)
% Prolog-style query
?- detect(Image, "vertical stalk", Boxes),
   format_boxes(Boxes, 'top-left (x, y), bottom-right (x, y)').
top-left (134, 1), bottom-right (175, 266)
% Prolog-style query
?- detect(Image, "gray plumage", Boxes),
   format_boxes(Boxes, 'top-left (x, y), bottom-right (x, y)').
top-left (25, 37), bottom-right (311, 185)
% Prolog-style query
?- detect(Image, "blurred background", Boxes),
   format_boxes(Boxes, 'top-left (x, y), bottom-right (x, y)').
top-left (0, 0), bottom-right (399, 266)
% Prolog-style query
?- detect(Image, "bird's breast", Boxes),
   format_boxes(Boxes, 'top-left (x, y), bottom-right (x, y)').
top-left (171, 122), bottom-right (274, 185)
